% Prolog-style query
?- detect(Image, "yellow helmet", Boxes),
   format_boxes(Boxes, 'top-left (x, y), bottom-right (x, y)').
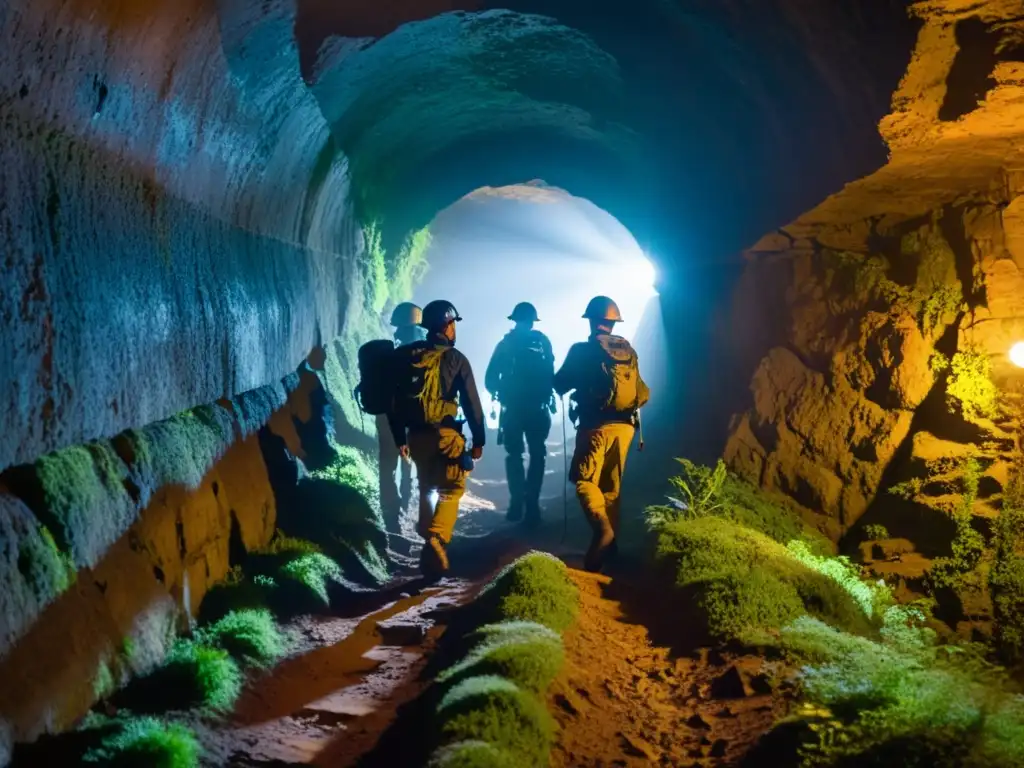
top-left (582, 296), bottom-right (622, 322)
top-left (390, 302), bottom-right (423, 328)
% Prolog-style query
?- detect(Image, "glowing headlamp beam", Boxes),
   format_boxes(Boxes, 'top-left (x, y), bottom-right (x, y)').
top-left (1010, 341), bottom-right (1024, 369)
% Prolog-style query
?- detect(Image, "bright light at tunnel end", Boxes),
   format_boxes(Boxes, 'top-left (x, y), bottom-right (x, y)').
top-left (1010, 341), bottom-right (1024, 369)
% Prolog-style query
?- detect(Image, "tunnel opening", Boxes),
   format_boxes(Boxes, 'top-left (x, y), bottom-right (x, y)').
top-left (409, 181), bottom-right (664, 517)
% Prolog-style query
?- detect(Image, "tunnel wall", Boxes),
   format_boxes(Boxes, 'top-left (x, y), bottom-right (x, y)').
top-left (0, 0), bottom-right (366, 474)
top-left (725, 0), bottom-right (1024, 636)
top-left (0, 358), bottom-right (351, 755)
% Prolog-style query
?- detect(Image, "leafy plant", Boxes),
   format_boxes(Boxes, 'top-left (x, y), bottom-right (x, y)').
top-left (162, 642), bottom-right (243, 713)
top-left (646, 459), bottom-right (830, 553)
top-left (946, 348), bottom-right (999, 421)
top-left (862, 524), bottom-right (890, 541)
top-left (645, 458), bottom-right (727, 526)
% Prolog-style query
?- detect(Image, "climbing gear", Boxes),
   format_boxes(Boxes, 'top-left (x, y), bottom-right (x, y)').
top-left (390, 302), bottom-right (423, 328)
top-left (502, 331), bottom-right (555, 409)
top-left (392, 345), bottom-right (460, 429)
top-left (560, 394), bottom-right (569, 546)
top-left (354, 339), bottom-right (398, 416)
top-left (508, 302), bottom-right (540, 323)
top-left (421, 300), bottom-right (462, 330)
top-left (582, 334), bottom-right (650, 418)
top-left (582, 295), bottom-right (623, 322)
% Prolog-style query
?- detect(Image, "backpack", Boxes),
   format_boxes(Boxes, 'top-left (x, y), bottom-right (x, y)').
top-left (502, 332), bottom-right (554, 408)
top-left (583, 335), bottom-right (650, 416)
top-left (354, 339), bottom-right (398, 415)
top-left (392, 344), bottom-right (460, 428)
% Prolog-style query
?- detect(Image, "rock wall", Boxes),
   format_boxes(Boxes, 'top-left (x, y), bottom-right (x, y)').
top-left (0, 0), bottom-right (367, 473)
top-left (0, 355), bottom-right (353, 754)
top-left (726, 0), bottom-right (1024, 622)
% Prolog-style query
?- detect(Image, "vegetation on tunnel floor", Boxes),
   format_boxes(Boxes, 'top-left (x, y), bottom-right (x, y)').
top-left (648, 459), bottom-right (1024, 767)
top-left (426, 552), bottom-right (581, 767)
top-left (81, 716), bottom-right (200, 768)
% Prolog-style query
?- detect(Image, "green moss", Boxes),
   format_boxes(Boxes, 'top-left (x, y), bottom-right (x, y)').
top-left (363, 222), bottom-right (390, 315)
top-left (473, 552), bottom-right (579, 633)
top-left (767, 616), bottom-right (1024, 767)
top-left (83, 717), bottom-right (200, 767)
top-left (646, 459), bottom-right (831, 554)
top-left (123, 405), bottom-right (235, 501)
top-left (862, 524), bottom-right (890, 541)
top-left (34, 442), bottom-right (136, 568)
top-left (435, 676), bottom-right (554, 765)
top-left (654, 517), bottom-right (877, 642)
top-left (311, 445), bottom-right (380, 508)
top-left (17, 523), bottom-right (76, 598)
top-left (946, 348), bottom-right (999, 421)
top-left (437, 621), bottom-right (564, 694)
top-left (93, 659), bottom-right (117, 700)
top-left (390, 226), bottom-right (432, 308)
top-left (162, 642), bottom-right (243, 713)
top-left (258, 532), bottom-right (322, 556)
top-left (427, 740), bottom-right (518, 768)
top-left (121, 636), bottom-right (137, 662)
top-left (990, 475), bottom-right (1024, 663)
top-left (280, 552), bottom-right (344, 606)
top-left (926, 459), bottom-right (985, 592)
top-left (197, 609), bottom-right (287, 669)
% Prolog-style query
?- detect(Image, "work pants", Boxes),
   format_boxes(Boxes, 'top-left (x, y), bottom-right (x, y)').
top-left (570, 422), bottom-right (635, 535)
top-left (377, 414), bottom-right (415, 534)
top-left (408, 426), bottom-right (468, 544)
top-left (503, 406), bottom-right (552, 515)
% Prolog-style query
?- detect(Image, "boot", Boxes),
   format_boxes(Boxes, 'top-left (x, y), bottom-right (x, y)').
top-left (506, 499), bottom-right (524, 523)
top-left (584, 517), bottom-right (616, 573)
top-left (420, 535), bottom-right (450, 580)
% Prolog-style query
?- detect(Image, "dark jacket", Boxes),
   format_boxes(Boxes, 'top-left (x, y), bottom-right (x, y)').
top-left (485, 329), bottom-right (555, 411)
top-left (388, 339), bottom-right (487, 449)
top-left (554, 332), bottom-right (646, 429)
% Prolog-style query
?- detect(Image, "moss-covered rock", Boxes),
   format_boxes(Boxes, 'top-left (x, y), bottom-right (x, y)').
top-left (471, 552), bottom-right (579, 633)
top-left (437, 621), bottom-right (564, 694)
top-left (435, 676), bottom-right (554, 766)
top-left (30, 442), bottom-right (136, 569)
top-left (82, 716), bottom-right (200, 767)
top-left (196, 608), bottom-right (288, 669)
top-left (427, 739), bottom-right (518, 768)
top-left (654, 517), bottom-right (877, 642)
top-left (0, 491), bottom-right (75, 657)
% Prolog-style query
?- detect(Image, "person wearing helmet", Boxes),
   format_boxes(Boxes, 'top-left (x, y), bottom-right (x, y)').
top-left (386, 299), bottom-right (486, 578)
top-left (554, 296), bottom-right (650, 572)
top-left (485, 302), bottom-right (555, 526)
top-left (377, 302), bottom-right (426, 543)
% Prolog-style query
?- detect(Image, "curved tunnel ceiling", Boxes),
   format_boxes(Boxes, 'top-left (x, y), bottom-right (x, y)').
top-left (300, 0), bottom-right (920, 267)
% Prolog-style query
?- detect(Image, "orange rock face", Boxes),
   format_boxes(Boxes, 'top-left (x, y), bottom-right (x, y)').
top-left (727, 1), bottom-right (1024, 542)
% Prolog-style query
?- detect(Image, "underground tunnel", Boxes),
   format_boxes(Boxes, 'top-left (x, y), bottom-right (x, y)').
top-left (2, 0), bottom-right (1024, 765)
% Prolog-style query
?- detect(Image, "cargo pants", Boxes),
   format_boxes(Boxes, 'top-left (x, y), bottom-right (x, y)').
top-left (570, 422), bottom-right (635, 536)
top-left (408, 426), bottom-right (469, 544)
top-left (502, 406), bottom-right (552, 517)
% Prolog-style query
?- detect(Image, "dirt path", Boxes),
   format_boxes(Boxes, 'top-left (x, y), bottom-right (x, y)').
top-left (551, 570), bottom-right (789, 767)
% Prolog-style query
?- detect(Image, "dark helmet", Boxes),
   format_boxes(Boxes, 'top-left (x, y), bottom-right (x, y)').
top-left (508, 302), bottom-right (540, 323)
top-left (421, 299), bottom-right (463, 330)
top-left (582, 295), bottom-right (623, 322)
top-left (390, 302), bottom-right (423, 328)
